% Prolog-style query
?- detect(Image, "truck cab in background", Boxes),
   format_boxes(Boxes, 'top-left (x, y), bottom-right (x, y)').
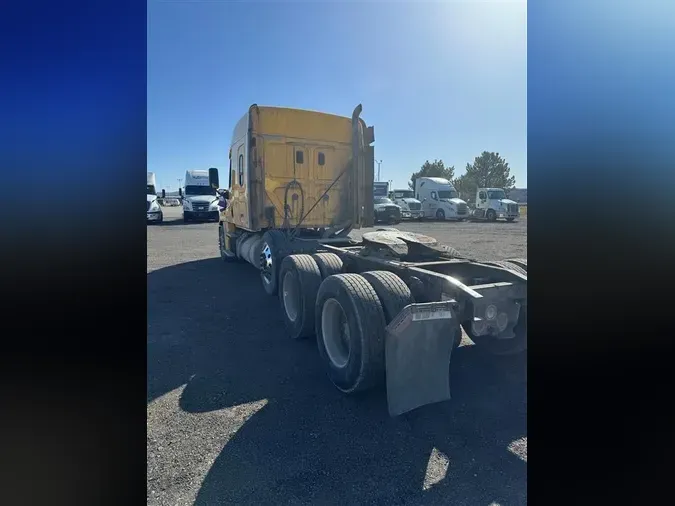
top-left (471, 188), bottom-right (520, 222)
top-left (146, 172), bottom-right (163, 224)
top-left (182, 169), bottom-right (221, 222)
top-left (415, 177), bottom-right (469, 221)
top-left (391, 189), bottom-right (424, 220)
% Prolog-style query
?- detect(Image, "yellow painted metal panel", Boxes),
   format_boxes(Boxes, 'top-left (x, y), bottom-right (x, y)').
top-left (253, 107), bottom-right (353, 229)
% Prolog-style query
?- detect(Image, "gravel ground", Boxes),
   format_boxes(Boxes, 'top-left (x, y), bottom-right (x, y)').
top-left (147, 206), bottom-right (527, 506)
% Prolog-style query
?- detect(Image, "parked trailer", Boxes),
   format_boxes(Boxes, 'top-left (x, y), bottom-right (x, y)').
top-left (212, 104), bottom-right (527, 416)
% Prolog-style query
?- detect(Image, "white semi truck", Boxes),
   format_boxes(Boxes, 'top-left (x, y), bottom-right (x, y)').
top-left (391, 189), bottom-right (424, 220)
top-left (470, 188), bottom-right (520, 222)
top-left (414, 177), bottom-right (469, 221)
top-left (146, 172), bottom-right (163, 224)
top-left (181, 169), bottom-right (221, 222)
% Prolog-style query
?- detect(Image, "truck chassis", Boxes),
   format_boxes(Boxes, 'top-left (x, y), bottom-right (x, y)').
top-left (219, 225), bottom-right (527, 416)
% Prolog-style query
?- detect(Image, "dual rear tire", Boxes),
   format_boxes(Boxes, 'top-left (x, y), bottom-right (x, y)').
top-left (276, 252), bottom-right (527, 394)
top-left (315, 274), bottom-right (390, 393)
top-left (277, 254), bottom-right (418, 394)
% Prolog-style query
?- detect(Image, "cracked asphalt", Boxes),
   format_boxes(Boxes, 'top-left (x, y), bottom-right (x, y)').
top-left (147, 206), bottom-right (527, 506)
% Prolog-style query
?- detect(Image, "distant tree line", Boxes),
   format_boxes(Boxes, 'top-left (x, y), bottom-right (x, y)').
top-left (408, 152), bottom-right (517, 204)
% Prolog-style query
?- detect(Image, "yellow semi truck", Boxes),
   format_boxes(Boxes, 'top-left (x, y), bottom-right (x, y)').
top-left (209, 104), bottom-right (527, 416)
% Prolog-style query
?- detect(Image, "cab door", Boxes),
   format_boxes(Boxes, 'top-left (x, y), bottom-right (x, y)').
top-left (426, 190), bottom-right (439, 214)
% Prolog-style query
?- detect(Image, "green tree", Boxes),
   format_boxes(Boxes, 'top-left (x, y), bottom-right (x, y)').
top-left (452, 174), bottom-right (475, 204)
top-left (408, 159), bottom-right (455, 190)
top-left (454, 152), bottom-right (516, 202)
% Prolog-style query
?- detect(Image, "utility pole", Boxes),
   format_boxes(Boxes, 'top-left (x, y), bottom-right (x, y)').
top-left (375, 160), bottom-right (382, 182)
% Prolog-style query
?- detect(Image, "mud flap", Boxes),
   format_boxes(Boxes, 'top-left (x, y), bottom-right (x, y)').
top-left (385, 301), bottom-right (460, 417)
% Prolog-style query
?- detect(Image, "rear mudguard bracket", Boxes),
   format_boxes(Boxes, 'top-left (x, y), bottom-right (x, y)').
top-left (385, 301), bottom-right (460, 417)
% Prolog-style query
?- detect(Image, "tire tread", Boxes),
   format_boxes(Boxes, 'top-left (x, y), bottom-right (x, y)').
top-left (361, 271), bottom-right (413, 324)
top-left (311, 253), bottom-right (343, 279)
top-left (505, 258), bottom-right (527, 272)
top-left (280, 254), bottom-right (322, 339)
top-left (484, 260), bottom-right (527, 276)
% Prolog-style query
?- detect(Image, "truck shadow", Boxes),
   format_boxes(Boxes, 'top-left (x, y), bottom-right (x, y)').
top-left (148, 258), bottom-right (527, 506)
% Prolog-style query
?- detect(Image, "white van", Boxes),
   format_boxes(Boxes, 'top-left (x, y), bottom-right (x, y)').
top-left (147, 172), bottom-right (163, 223)
top-left (182, 169), bottom-right (220, 222)
top-left (415, 177), bottom-right (469, 221)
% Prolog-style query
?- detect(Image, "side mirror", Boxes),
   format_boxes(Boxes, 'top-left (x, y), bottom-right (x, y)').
top-left (179, 188), bottom-right (183, 197)
top-left (209, 167), bottom-right (220, 189)
top-left (161, 189), bottom-right (166, 198)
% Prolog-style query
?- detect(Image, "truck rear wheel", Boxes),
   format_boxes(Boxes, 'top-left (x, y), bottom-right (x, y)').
top-left (315, 274), bottom-right (387, 394)
top-left (311, 253), bottom-right (343, 280)
top-left (260, 230), bottom-right (287, 296)
top-left (463, 305), bottom-right (527, 355)
top-left (360, 271), bottom-right (413, 324)
top-left (279, 255), bottom-right (322, 340)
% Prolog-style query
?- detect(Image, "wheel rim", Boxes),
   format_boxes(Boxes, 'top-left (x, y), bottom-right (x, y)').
top-left (437, 210), bottom-right (444, 219)
top-left (282, 271), bottom-right (300, 322)
top-left (260, 242), bottom-right (273, 284)
top-left (321, 298), bottom-right (350, 368)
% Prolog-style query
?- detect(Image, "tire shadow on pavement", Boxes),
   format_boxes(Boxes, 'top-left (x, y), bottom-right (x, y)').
top-left (148, 258), bottom-right (527, 506)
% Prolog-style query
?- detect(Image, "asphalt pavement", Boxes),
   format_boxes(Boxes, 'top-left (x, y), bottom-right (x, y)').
top-left (147, 206), bottom-right (527, 506)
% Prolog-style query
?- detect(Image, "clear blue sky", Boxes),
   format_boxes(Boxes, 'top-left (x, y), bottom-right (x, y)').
top-left (148, 0), bottom-right (526, 192)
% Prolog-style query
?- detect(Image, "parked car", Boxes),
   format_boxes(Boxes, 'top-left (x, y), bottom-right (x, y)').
top-left (373, 196), bottom-right (402, 224)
